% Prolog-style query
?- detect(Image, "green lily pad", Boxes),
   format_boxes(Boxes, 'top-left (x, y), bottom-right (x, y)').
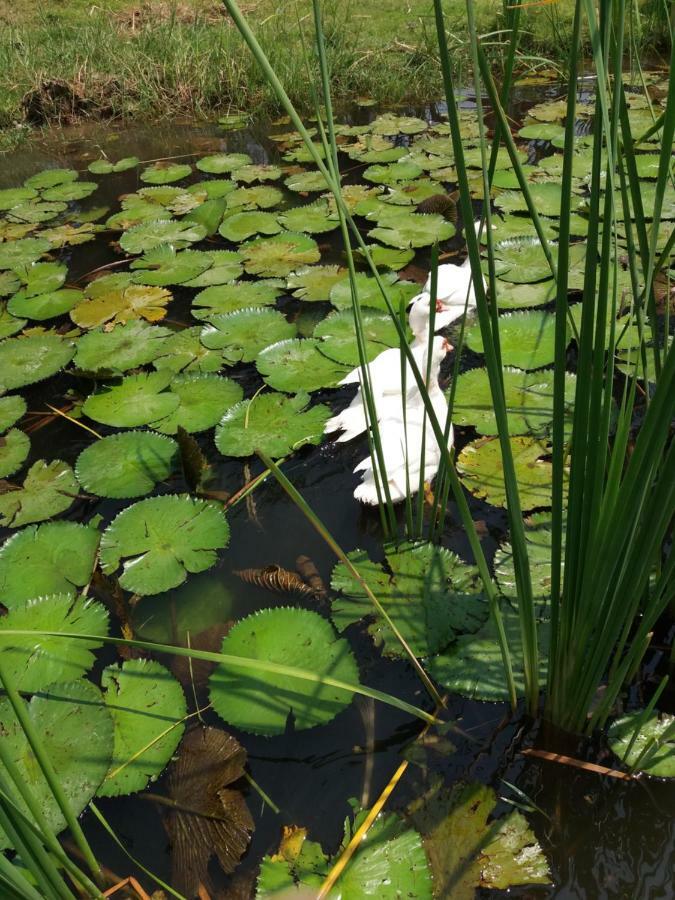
top-left (492, 238), bottom-right (556, 283)
top-left (88, 156), bottom-right (139, 174)
top-left (119, 219), bottom-right (207, 255)
top-left (0, 594), bottom-right (108, 693)
top-left (0, 237), bottom-right (50, 270)
top-left (73, 320), bottom-right (172, 373)
top-left (192, 281), bottom-right (282, 318)
top-left (24, 168), bottom-right (78, 190)
top-left (492, 278), bottom-right (556, 309)
top-left (76, 431), bottom-right (177, 498)
top-left (278, 201), bottom-right (339, 234)
top-left (129, 247), bottom-right (214, 286)
top-left (355, 244), bottom-right (415, 271)
top-left (495, 183), bottom-right (566, 217)
top-left (196, 153), bottom-right (251, 174)
top-left (140, 163), bottom-right (192, 185)
top-left (83, 371), bottom-right (180, 428)
top-left (0, 681), bottom-right (113, 847)
top-left (408, 779), bottom-right (551, 898)
top-left (233, 164), bottom-right (283, 184)
top-left (452, 367), bottom-right (576, 436)
top-left (97, 659), bottom-right (187, 797)
top-left (184, 197), bottom-right (227, 236)
top-left (241, 232), bottom-right (320, 277)
top-left (151, 325), bottom-right (224, 374)
top-left (182, 250), bottom-right (243, 287)
top-left (0, 187), bottom-right (38, 210)
top-left (227, 185), bottom-right (284, 210)
top-left (215, 391), bottom-right (330, 458)
top-left (0, 395), bottom-right (26, 432)
top-left (494, 511), bottom-right (561, 600)
top-left (0, 429), bottom-right (30, 479)
top-left (518, 123), bottom-right (566, 141)
top-left (328, 271), bottom-right (414, 312)
top-left (209, 607), bottom-right (359, 735)
top-left (219, 211), bottom-right (283, 242)
top-left (217, 112), bottom-right (249, 130)
top-left (42, 181), bottom-right (97, 202)
top-left (457, 436), bottom-right (561, 509)
top-left (331, 542), bottom-right (486, 658)
top-left (188, 178), bottom-right (237, 200)
top-left (0, 521), bottom-right (100, 608)
top-left (70, 282), bottom-right (172, 329)
top-left (14, 261), bottom-right (67, 297)
top-left (315, 309), bottom-right (402, 367)
top-left (287, 265), bottom-right (345, 301)
top-left (429, 602), bottom-right (549, 700)
top-left (8, 288), bottom-right (83, 321)
top-left (100, 495), bottom-right (229, 595)
top-left (608, 710), bottom-right (675, 777)
top-left (0, 271), bottom-right (20, 297)
top-left (200, 308), bottom-right (296, 363)
top-left (0, 332), bottom-right (77, 392)
top-left (285, 170), bottom-right (330, 192)
top-left (107, 202), bottom-right (168, 230)
top-left (363, 161), bottom-right (424, 185)
top-left (466, 311), bottom-right (557, 370)
top-left (0, 459), bottom-right (79, 528)
top-left (370, 211), bottom-right (455, 249)
top-left (257, 338), bottom-right (350, 392)
top-left (150, 373), bottom-right (243, 435)
top-left (0, 303), bottom-right (27, 339)
top-left (257, 808), bottom-right (432, 899)
top-left (7, 200), bottom-right (67, 224)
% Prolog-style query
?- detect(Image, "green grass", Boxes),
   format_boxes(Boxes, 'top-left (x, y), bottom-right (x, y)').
top-left (0, 0), bottom-right (670, 138)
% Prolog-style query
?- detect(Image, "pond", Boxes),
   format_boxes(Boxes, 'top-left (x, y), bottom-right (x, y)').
top-left (0, 74), bottom-right (673, 900)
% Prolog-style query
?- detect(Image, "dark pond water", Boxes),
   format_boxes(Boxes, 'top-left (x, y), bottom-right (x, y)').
top-left (1, 83), bottom-right (673, 899)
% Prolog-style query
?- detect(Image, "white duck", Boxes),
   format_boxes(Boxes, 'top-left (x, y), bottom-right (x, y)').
top-left (421, 219), bottom-right (488, 324)
top-left (353, 337), bottom-right (453, 505)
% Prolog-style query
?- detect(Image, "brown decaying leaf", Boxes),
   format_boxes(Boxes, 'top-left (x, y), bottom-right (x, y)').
top-left (176, 426), bottom-right (210, 493)
top-left (295, 555), bottom-right (327, 598)
top-left (164, 726), bottom-right (254, 898)
top-left (233, 564), bottom-right (318, 598)
top-left (170, 622), bottom-right (232, 692)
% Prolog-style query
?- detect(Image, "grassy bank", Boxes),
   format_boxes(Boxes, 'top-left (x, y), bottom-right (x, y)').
top-left (0, 0), bottom-right (671, 138)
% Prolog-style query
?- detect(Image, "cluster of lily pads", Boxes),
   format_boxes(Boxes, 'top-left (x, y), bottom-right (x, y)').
top-left (0, 78), bottom-right (673, 892)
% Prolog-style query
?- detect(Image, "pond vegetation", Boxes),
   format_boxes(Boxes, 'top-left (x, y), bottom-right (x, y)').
top-left (0, 0), bottom-right (672, 897)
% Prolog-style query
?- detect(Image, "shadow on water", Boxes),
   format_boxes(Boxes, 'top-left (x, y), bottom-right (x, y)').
top-left (1, 90), bottom-right (674, 898)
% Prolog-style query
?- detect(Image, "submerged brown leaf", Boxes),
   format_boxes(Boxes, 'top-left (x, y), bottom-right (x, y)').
top-left (176, 426), bottom-right (210, 493)
top-left (233, 564), bottom-right (318, 598)
top-left (295, 555), bottom-right (327, 599)
top-left (164, 726), bottom-right (253, 898)
top-left (170, 622), bottom-right (232, 692)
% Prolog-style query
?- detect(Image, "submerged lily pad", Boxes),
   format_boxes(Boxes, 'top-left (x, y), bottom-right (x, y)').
top-left (458, 435), bottom-right (560, 510)
top-left (201, 308), bottom-right (296, 364)
top-left (100, 495), bottom-right (229, 595)
top-left (0, 332), bottom-right (77, 392)
top-left (0, 460), bottom-right (79, 528)
top-left (0, 521), bottom-right (100, 608)
top-left (315, 309), bottom-right (402, 367)
top-left (150, 373), bottom-right (243, 435)
top-left (83, 372), bottom-right (180, 428)
top-left (209, 607), bottom-right (359, 735)
top-left (119, 219), bottom-right (207, 255)
top-left (0, 681), bottom-right (113, 847)
top-left (241, 232), bottom-right (320, 277)
top-left (331, 542), bottom-right (486, 658)
top-left (215, 391), bottom-right (330, 459)
top-left (140, 163), bottom-right (192, 185)
top-left (73, 320), bottom-right (172, 373)
top-left (608, 710), bottom-right (675, 778)
top-left (0, 429), bottom-right (30, 479)
top-left (0, 594), bottom-right (108, 693)
top-left (98, 659), bottom-right (187, 797)
top-left (219, 211), bottom-right (282, 242)
top-left (466, 311), bottom-right (558, 370)
top-left (76, 431), bottom-right (177, 499)
top-left (257, 338), bottom-right (351, 392)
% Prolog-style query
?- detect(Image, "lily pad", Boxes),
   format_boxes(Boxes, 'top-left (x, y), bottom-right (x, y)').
top-left (241, 232), bottom-right (320, 277)
top-left (491, 238), bottom-right (555, 282)
top-left (140, 163), bottom-right (192, 185)
top-left (83, 371), bottom-right (180, 428)
top-left (331, 542), bottom-right (486, 658)
top-left (0, 594), bottom-right (108, 693)
top-left (215, 391), bottom-right (330, 458)
top-left (287, 264), bottom-right (346, 301)
top-left (119, 219), bottom-right (207, 255)
top-left (233, 164), bottom-right (283, 184)
top-left (227, 185), bottom-right (284, 210)
top-left (88, 156), bottom-right (139, 174)
top-left (518, 123), bottom-right (566, 141)
top-left (219, 211), bottom-right (282, 242)
top-left (608, 710), bottom-right (675, 777)
top-left (457, 436), bottom-right (560, 510)
top-left (0, 271), bottom-right (20, 298)
top-left (8, 287), bottom-right (83, 321)
top-left (192, 281), bottom-right (281, 318)
top-left (151, 326), bottom-right (224, 374)
top-left (494, 511), bottom-right (562, 601)
top-left (0, 681), bottom-right (113, 847)
top-left (0, 187), bottom-right (38, 210)
top-left (100, 495), bottom-right (229, 595)
top-left (0, 395), bottom-right (26, 432)
top-left (408, 779), bottom-right (551, 898)
top-left (24, 168), bottom-right (77, 190)
top-left (42, 181), bottom-right (97, 202)
top-left (150, 373), bottom-right (243, 435)
top-left (466, 311), bottom-right (558, 370)
top-left (370, 210), bottom-right (455, 249)
top-left (429, 602), bottom-right (549, 701)
top-left (0, 429), bottom-right (30, 479)
top-left (130, 247), bottom-right (213, 286)
top-left (329, 271), bottom-right (415, 312)
top-left (73, 320), bottom-right (172, 373)
top-left (257, 338), bottom-right (351, 392)
top-left (196, 153), bottom-right (251, 174)
top-left (492, 278), bottom-right (556, 309)
top-left (7, 200), bottom-right (67, 224)
top-left (0, 332), bottom-right (77, 392)
top-left (201, 308), bottom-right (297, 363)
top-left (363, 161), bottom-right (424, 185)
top-left (209, 607), bottom-right (359, 735)
top-left (0, 303), bottom-right (27, 339)
top-left (278, 201), bottom-right (339, 234)
top-left (76, 431), bottom-right (177, 498)
top-left (285, 170), bottom-right (330, 192)
top-left (0, 521), bottom-right (100, 607)
top-left (315, 309), bottom-right (402, 367)
top-left (182, 250), bottom-right (243, 287)
top-left (70, 283), bottom-right (172, 329)
top-left (0, 459), bottom-right (79, 528)
top-left (97, 659), bottom-right (187, 797)
top-left (452, 367), bottom-right (575, 436)
top-left (356, 244), bottom-right (415, 271)
top-left (0, 237), bottom-right (50, 270)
